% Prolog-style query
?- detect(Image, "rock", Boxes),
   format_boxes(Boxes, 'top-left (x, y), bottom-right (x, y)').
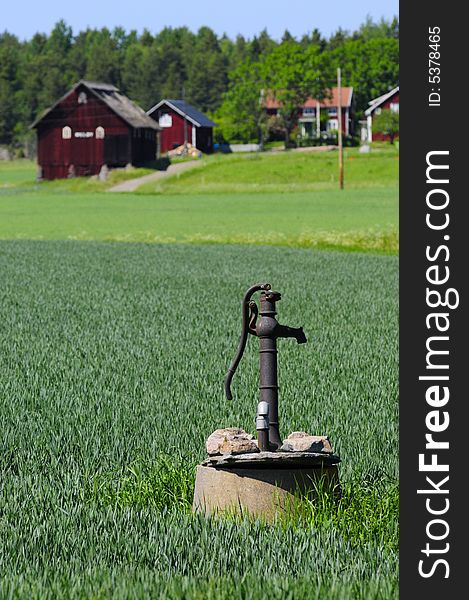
top-left (206, 428), bottom-right (259, 456)
top-left (98, 164), bottom-right (109, 181)
top-left (280, 432), bottom-right (333, 453)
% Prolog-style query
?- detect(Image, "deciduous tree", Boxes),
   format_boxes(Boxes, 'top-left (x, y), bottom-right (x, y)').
top-left (262, 42), bottom-right (330, 147)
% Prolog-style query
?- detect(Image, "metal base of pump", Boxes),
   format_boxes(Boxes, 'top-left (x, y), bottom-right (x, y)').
top-left (193, 452), bottom-right (340, 521)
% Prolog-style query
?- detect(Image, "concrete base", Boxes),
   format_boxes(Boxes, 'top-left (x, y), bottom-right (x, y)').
top-left (193, 459), bottom-right (340, 520)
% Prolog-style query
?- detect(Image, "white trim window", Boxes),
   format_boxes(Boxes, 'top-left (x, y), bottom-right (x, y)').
top-left (159, 113), bottom-right (172, 128)
top-left (95, 126), bottom-right (105, 139)
top-left (62, 126), bottom-right (72, 139)
top-left (390, 102), bottom-right (399, 113)
top-left (302, 107), bottom-right (316, 117)
top-left (327, 119), bottom-right (339, 132)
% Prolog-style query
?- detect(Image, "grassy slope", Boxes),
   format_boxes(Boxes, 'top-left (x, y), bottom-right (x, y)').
top-left (0, 150), bottom-right (398, 253)
top-left (137, 147), bottom-right (399, 194)
top-left (0, 241), bottom-right (398, 598)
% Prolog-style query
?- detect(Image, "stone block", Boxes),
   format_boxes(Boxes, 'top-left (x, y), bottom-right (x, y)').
top-left (280, 432), bottom-right (333, 453)
top-left (206, 428), bottom-right (259, 456)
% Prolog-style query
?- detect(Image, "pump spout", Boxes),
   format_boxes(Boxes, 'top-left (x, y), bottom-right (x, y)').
top-left (276, 324), bottom-right (307, 344)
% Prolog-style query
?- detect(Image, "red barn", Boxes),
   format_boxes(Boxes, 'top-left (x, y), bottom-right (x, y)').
top-left (147, 100), bottom-right (216, 154)
top-left (364, 86), bottom-right (399, 142)
top-left (31, 80), bottom-right (161, 180)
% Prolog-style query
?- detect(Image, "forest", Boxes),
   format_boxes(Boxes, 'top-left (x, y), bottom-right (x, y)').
top-left (0, 17), bottom-right (398, 149)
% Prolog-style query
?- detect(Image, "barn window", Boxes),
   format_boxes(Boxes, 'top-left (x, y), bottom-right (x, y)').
top-left (390, 102), bottom-right (399, 113)
top-left (159, 113), bottom-right (172, 128)
top-left (95, 126), bottom-right (105, 139)
top-left (78, 92), bottom-right (88, 104)
top-left (62, 126), bottom-right (72, 139)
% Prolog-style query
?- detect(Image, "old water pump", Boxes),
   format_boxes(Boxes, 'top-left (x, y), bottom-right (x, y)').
top-left (224, 283), bottom-right (307, 451)
top-left (193, 282), bottom-right (340, 519)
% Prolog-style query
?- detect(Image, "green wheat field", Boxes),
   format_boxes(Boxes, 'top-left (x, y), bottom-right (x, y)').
top-left (0, 150), bottom-right (398, 598)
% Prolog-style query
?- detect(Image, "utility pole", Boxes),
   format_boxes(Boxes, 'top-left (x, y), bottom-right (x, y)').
top-left (258, 88), bottom-right (265, 151)
top-left (182, 85), bottom-right (188, 156)
top-left (337, 67), bottom-right (344, 190)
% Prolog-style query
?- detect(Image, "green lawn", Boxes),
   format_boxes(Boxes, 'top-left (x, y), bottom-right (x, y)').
top-left (0, 187), bottom-right (396, 252)
top-left (0, 240), bottom-right (398, 599)
top-left (0, 149), bottom-right (398, 253)
top-left (0, 159), bottom-right (37, 186)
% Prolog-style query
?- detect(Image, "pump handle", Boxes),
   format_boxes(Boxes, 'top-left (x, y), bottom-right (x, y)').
top-left (224, 283), bottom-right (271, 400)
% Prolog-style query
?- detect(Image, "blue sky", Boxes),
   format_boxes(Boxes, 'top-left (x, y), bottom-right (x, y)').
top-left (3, 0), bottom-right (398, 41)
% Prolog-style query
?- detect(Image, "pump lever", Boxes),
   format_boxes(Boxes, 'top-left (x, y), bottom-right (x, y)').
top-left (224, 282), bottom-right (271, 401)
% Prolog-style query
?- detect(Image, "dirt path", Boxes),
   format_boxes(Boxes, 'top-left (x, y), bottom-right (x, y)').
top-left (107, 160), bottom-right (202, 192)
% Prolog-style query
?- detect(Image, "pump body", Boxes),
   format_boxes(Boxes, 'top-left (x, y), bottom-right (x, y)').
top-left (224, 283), bottom-right (307, 451)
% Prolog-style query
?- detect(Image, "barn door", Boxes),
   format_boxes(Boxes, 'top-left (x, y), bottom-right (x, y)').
top-left (71, 136), bottom-right (97, 176)
top-left (104, 135), bottom-right (130, 167)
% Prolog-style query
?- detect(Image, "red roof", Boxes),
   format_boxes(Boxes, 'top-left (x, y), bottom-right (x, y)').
top-left (265, 87), bottom-right (353, 110)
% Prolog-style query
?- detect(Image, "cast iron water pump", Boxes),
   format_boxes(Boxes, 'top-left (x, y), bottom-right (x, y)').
top-left (224, 283), bottom-right (307, 451)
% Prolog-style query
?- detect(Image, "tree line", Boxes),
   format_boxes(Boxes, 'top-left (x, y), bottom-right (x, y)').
top-left (0, 17), bottom-right (398, 149)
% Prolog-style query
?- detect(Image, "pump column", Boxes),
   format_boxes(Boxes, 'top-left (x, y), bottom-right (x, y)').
top-left (258, 292), bottom-right (282, 449)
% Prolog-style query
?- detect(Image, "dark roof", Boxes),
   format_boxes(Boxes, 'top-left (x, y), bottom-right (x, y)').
top-left (31, 80), bottom-right (160, 130)
top-left (147, 99), bottom-right (217, 128)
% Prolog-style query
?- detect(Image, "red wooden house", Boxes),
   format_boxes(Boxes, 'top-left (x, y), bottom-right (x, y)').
top-left (364, 86), bottom-right (399, 142)
top-left (147, 100), bottom-right (216, 154)
top-left (31, 80), bottom-right (161, 180)
top-left (265, 87), bottom-right (354, 138)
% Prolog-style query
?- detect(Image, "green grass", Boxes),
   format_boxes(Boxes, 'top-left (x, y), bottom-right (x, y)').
top-left (0, 150), bottom-right (398, 253)
top-left (0, 189), bottom-right (398, 254)
top-left (136, 147), bottom-right (399, 194)
top-left (0, 158), bottom-right (37, 186)
top-left (0, 240), bottom-right (398, 598)
top-left (87, 454), bottom-right (398, 552)
top-left (0, 159), bottom-right (155, 191)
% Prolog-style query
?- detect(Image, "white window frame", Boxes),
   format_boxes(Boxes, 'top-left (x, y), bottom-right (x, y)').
top-left (159, 113), bottom-right (173, 128)
top-left (62, 126), bottom-right (72, 139)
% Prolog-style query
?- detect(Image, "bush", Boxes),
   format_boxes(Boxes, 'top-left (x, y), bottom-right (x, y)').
top-left (296, 134), bottom-right (358, 148)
